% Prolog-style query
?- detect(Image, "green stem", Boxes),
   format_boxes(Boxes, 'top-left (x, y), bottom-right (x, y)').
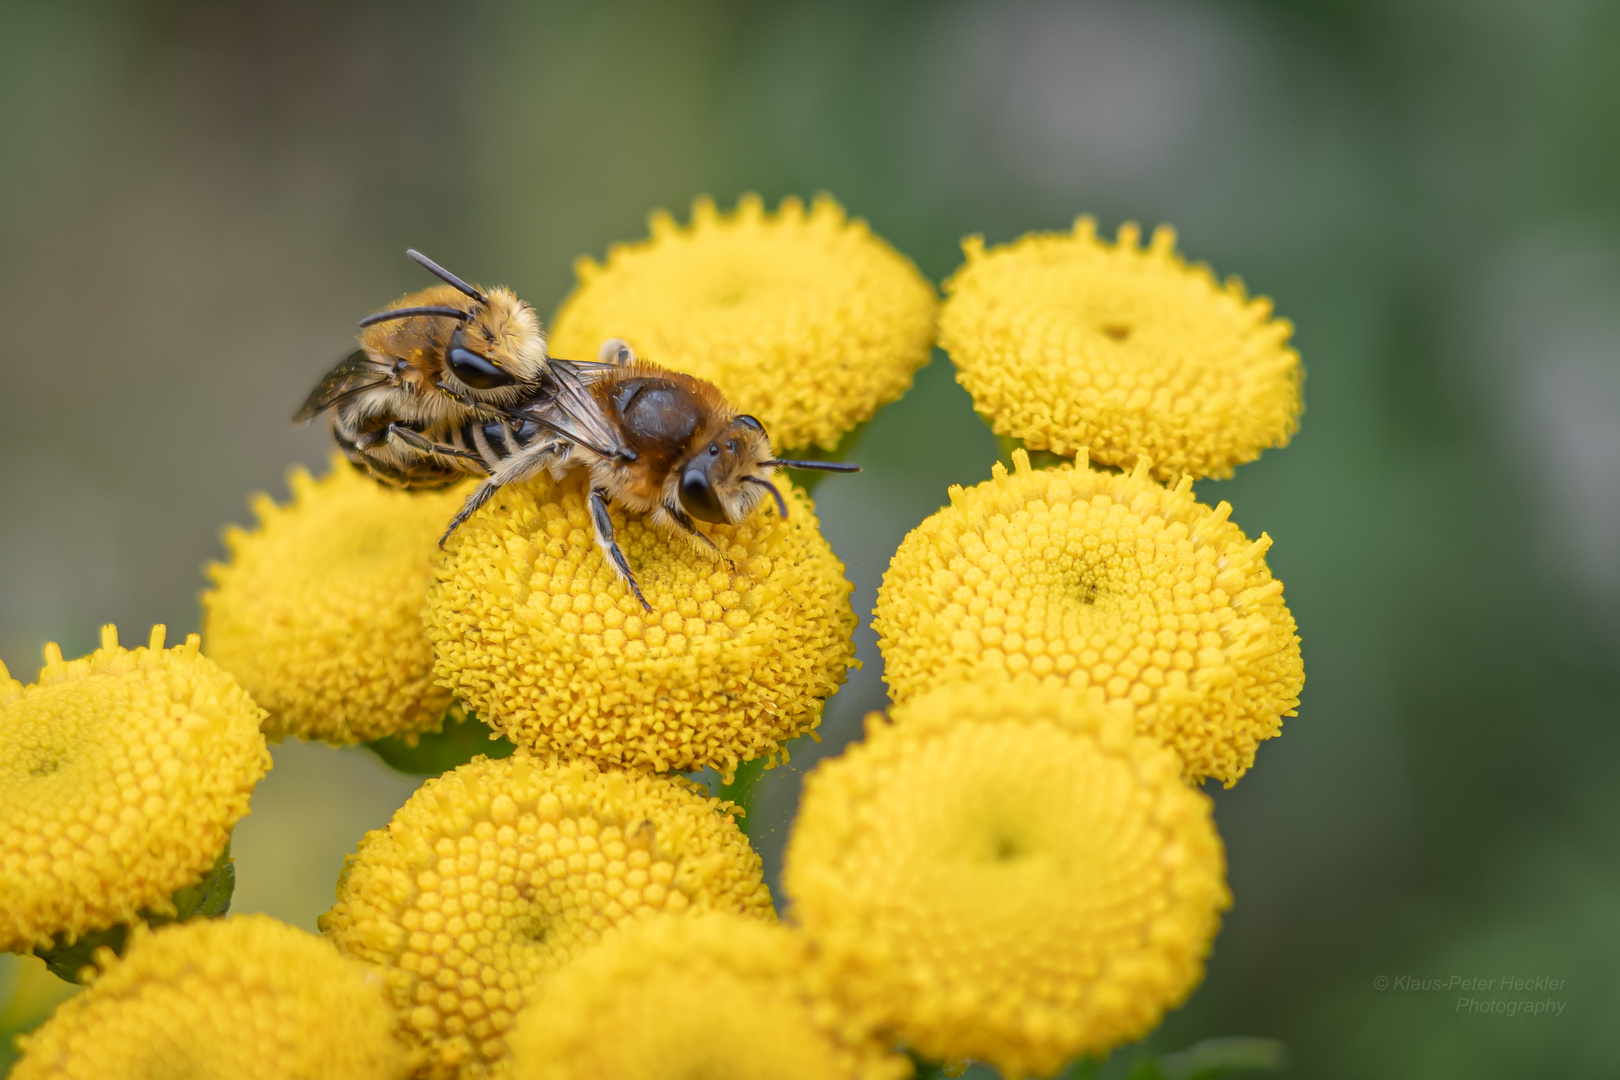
top-left (719, 757), bottom-right (768, 838)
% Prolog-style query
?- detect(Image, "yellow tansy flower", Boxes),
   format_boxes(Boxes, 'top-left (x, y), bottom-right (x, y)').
top-left (783, 684), bottom-right (1229, 1078)
top-left (549, 193), bottom-right (938, 453)
top-left (508, 913), bottom-right (908, 1080)
top-left (10, 915), bottom-right (409, 1080)
top-left (873, 450), bottom-right (1302, 786)
top-left (940, 218), bottom-right (1301, 480)
top-left (203, 457), bottom-right (474, 745)
top-left (0, 626), bottom-right (268, 954)
top-left (320, 753), bottom-right (774, 1079)
top-left (426, 471), bottom-right (856, 779)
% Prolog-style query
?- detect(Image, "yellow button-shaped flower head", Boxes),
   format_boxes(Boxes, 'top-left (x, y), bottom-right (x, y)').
top-left (426, 471), bottom-right (856, 779)
top-left (320, 753), bottom-right (774, 1079)
top-left (203, 458), bottom-right (473, 745)
top-left (10, 914), bottom-right (409, 1080)
top-left (940, 218), bottom-right (1302, 480)
top-left (783, 684), bottom-right (1229, 1078)
top-left (873, 450), bottom-right (1303, 786)
top-left (507, 913), bottom-right (907, 1080)
top-left (0, 626), bottom-right (268, 953)
top-left (549, 193), bottom-right (938, 453)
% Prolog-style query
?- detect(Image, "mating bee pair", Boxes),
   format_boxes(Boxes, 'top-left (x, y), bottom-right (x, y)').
top-left (295, 250), bottom-right (856, 610)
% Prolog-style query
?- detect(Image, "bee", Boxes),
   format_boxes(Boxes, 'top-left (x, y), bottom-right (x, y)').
top-left (444, 340), bottom-right (859, 611)
top-left (293, 249), bottom-right (555, 489)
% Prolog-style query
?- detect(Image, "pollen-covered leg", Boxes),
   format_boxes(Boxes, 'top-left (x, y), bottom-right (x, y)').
top-left (591, 488), bottom-right (651, 611)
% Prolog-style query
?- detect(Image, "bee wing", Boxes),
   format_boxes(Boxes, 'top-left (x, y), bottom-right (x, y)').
top-left (293, 349), bottom-right (389, 422)
top-left (549, 357), bottom-right (618, 383)
top-left (526, 358), bottom-right (625, 453)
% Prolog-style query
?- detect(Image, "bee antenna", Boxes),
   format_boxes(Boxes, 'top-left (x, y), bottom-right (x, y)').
top-left (744, 475), bottom-right (790, 518)
top-left (406, 249), bottom-right (489, 304)
top-left (358, 305), bottom-right (474, 328)
top-left (763, 459), bottom-right (862, 473)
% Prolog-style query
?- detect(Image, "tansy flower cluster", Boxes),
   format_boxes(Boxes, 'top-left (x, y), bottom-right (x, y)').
top-left (873, 451), bottom-right (1302, 786)
top-left (203, 461), bottom-right (473, 746)
top-left (319, 754), bottom-right (775, 1076)
top-left (5, 194), bottom-right (1304, 1080)
top-left (940, 218), bottom-right (1302, 480)
top-left (10, 916), bottom-right (408, 1080)
top-left (1, 626), bottom-right (267, 960)
top-left (507, 912), bottom-right (909, 1080)
top-left (785, 684), bottom-right (1229, 1076)
top-left (550, 193), bottom-right (938, 454)
top-left (425, 471), bottom-right (856, 780)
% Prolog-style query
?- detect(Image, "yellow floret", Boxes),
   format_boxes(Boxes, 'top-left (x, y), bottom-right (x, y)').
top-left (319, 753), bottom-right (774, 1079)
top-left (10, 915), bottom-right (409, 1080)
top-left (0, 626), bottom-right (268, 953)
top-left (507, 913), bottom-right (907, 1080)
top-left (203, 457), bottom-right (474, 745)
top-left (940, 218), bottom-right (1302, 480)
top-left (873, 450), bottom-right (1303, 786)
top-left (550, 193), bottom-right (938, 453)
top-left (426, 470), bottom-right (856, 779)
top-left (784, 684), bottom-right (1229, 1078)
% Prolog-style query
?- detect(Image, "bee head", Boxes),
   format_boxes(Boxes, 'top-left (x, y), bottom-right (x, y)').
top-left (677, 414), bottom-right (776, 524)
top-left (444, 286), bottom-right (547, 398)
top-left (357, 252), bottom-right (548, 415)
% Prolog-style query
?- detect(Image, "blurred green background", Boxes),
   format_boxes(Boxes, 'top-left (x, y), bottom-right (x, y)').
top-left (2, 0), bottom-right (1618, 1075)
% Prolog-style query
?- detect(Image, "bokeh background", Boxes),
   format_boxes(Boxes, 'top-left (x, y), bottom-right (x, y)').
top-left (2, 0), bottom-right (1618, 1075)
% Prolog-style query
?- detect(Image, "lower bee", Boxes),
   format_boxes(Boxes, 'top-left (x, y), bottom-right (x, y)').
top-left (442, 340), bottom-right (858, 611)
top-left (294, 249), bottom-right (555, 488)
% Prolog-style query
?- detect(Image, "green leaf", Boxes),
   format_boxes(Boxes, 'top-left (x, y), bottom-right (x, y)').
top-left (365, 709), bottom-right (515, 775)
top-left (1156, 1037), bottom-right (1289, 1079)
top-left (718, 756), bottom-right (767, 838)
top-left (32, 843), bottom-right (237, 984)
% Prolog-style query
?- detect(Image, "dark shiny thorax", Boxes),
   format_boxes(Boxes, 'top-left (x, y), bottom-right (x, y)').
top-left (606, 377), bottom-right (704, 458)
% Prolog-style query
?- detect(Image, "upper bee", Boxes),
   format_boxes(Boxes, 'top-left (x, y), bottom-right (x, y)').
top-left (295, 250), bottom-right (548, 431)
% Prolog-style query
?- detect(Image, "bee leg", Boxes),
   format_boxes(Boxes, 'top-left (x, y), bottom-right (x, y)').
top-left (388, 423), bottom-right (485, 465)
top-left (354, 425), bottom-right (391, 452)
top-left (662, 503), bottom-right (735, 569)
top-left (437, 448), bottom-right (557, 548)
top-left (590, 488), bottom-right (651, 612)
top-left (439, 482), bottom-right (500, 548)
top-left (598, 337), bottom-right (637, 366)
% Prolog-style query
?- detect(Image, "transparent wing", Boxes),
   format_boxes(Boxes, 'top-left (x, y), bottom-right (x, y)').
top-left (293, 349), bottom-right (389, 421)
top-left (515, 357), bottom-right (624, 456)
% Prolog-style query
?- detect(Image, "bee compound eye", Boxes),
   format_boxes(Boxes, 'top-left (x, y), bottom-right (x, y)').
top-left (679, 468), bottom-right (728, 524)
top-left (735, 414), bottom-right (764, 433)
top-left (447, 346), bottom-right (514, 390)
